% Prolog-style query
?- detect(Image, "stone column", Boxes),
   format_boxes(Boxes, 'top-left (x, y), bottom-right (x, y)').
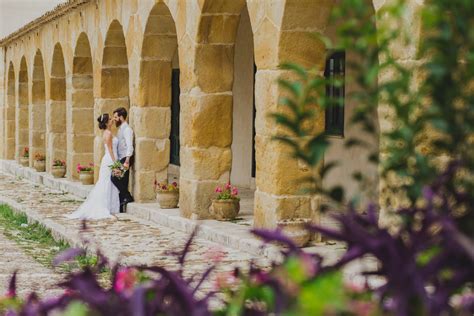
top-left (46, 77), bottom-right (67, 174)
top-left (29, 66), bottom-right (46, 167)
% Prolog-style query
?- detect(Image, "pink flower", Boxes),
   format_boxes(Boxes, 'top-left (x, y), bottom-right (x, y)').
top-left (214, 271), bottom-right (238, 291)
top-left (204, 245), bottom-right (226, 263)
top-left (231, 188), bottom-right (239, 196)
top-left (114, 268), bottom-right (136, 294)
top-left (215, 187), bottom-right (223, 193)
top-left (172, 182), bottom-right (178, 187)
top-left (225, 183), bottom-right (232, 190)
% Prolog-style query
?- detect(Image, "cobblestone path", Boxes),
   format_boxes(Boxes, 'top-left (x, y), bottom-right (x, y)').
top-left (0, 232), bottom-right (64, 298)
top-left (0, 172), bottom-right (270, 295)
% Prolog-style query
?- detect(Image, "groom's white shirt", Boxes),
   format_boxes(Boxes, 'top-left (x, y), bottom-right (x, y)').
top-left (117, 122), bottom-right (134, 160)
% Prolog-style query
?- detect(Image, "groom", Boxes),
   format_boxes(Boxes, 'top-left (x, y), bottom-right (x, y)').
top-left (112, 107), bottom-right (134, 213)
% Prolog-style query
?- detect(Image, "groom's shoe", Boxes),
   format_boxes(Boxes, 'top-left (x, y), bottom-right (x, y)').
top-left (119, 203), bottom-right (125, 213)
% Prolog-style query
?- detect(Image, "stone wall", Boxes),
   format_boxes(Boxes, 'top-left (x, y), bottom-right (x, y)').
top-left (0, 0), bottom-right (425, 228)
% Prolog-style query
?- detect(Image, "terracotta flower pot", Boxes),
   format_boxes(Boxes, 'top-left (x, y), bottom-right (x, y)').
top-left (277, 218), bottom-right (312, 247)
top-left (51, 166), bottom-right (66, 178)
top-left (156, 191), bottom-right (179, 209)
top-left (20, 157), bottom-right (29, 167)
top-left (209, 199), bottom-right (240, 220)
top-left (33, 160), bottom-right (46, 172)
top-left (79, 171), bottom-right (94, 185)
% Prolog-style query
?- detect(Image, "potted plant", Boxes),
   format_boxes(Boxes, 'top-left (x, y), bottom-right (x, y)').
top-left (154, 180), bottom-right (179, 209)
top-left (20, 147), bottom-right (29, 167)
top-left (33, 153), bottom-right (46, 172)
top-left (51, 159), bottom-right (66, 178)
top-left (277, 218), bottom-right (312, 247)
top-left (77, 163), bottom-right (94, 185)
top-left (209, 183), bottom-right (240, 220)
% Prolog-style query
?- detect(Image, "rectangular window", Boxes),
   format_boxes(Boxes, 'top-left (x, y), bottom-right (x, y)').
top-left (324, 51), bottom-right (345, 136)
top-left (170, 69), bottom-right (180, 166)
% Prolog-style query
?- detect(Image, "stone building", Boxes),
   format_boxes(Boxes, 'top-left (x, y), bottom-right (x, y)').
top-left (0, 0), bottom-right (423, 228)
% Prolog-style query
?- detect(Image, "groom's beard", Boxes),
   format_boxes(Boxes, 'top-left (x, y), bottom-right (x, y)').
top-left (115, 121), bottom-right (122, 128)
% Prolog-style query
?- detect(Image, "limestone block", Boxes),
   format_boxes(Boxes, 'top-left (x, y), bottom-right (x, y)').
top-left (197, 15), bottom-right (241, 44)
top-left (136, 60), bottom-right (171, 107)
top-left (253, 17), bottom-right (279, 70)
top-left (195, 44), bottom-right (234, 93)
top-left (72, 75), bottom-right (93, 90)
top-left (255, 135), bottom-right (311, 195)
top-left (102, 46), bottom-right (128, 67)
top-left (30, 131), bottom-right (45, 148)
top-left (199, 0), bottom-right (245, 14)
top-left (48, 101), bottom-right (67, 132)
top-left (73, 57), bottom-right (93, 75)
top-left (32, 83), bottom-right (46, 103)
top-left (279, 31), bottom-right (326, 69)
top-left (30, 105), bottom-right (46, 131)
top-left (68, 134), bottom-right (94, 153)
top-left (50, 78), bottom-right (66, 101)
top-left (180, 93), bottom-right (232, 148)
top-left (71, 108), bottom-right (94, 133)
top-left (130, 106), bottom-right (170, 139)
top-left (177, 34), bottom-right (197, 93)
top-left (145, 14), bottom-right (176, 35)
top-left (180, 146), bottom-right (231, 181)
top-left (133, 169), bottom-right (167, 202)
top-left (281, 0), bottom-right (332, 31)
top-left (100, 68), bottom-right (130, 99)
top-left (179, 178), bottom-right (221, 219)
top-left (95, 98), bottom-right (129, 116)
top-left (17, 108), bottom-right (29, 128)
top-left (71, 90), bottom-right (94, 108)
top-left (141, 35), bottom-right (177, 60)
top-left (254, 189), bottom-right (312, 228)
top-left (134, 138), bottom-right (169, 171)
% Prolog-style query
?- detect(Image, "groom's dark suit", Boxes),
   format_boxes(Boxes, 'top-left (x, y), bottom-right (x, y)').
top-left (112, 122), bottom-right (134, 212)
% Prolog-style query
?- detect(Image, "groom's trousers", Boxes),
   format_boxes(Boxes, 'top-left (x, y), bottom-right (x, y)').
top-left (111, 157), bottom-right (134, 206)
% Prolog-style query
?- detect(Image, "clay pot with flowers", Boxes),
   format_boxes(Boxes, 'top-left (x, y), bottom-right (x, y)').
top-left (51, 159), bottom-right (66, 178)
top-left (154, 180), bottom-right (179, 209)
top-left (77, 163), bottom-right (94, 185)
top-left (209, 183), bottom-right (240, 220)
top-left (20, 147), bottom-right (29, 167)
top-left (33, 153), bottom-right (46, 172)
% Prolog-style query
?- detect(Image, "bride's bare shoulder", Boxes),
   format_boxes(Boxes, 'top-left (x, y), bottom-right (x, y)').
top-left (103, 130), bottom-right (112, 141)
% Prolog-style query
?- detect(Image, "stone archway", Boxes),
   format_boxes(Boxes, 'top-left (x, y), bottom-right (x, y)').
top-left (17, 57), bottom-right (29, 161)
top-left (6, 62), bottom-right (15, 160)
top-left (132, 2), bottom-right (178, 201)
top-left (30, 50), bottom-right (46, 167)
top-left (95, 20), bottom-right (129, 181)
top-left (47, 43), bottom-right (67, 174)
top-left (69, 33), bottom-right (94, 180)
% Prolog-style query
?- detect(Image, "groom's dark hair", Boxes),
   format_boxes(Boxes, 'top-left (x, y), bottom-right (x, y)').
top-left (113, 107), bottom-right (128, 119)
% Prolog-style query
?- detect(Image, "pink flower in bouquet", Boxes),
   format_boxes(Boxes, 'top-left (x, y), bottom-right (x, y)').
top-left (225, 183), bottom-right (232, 190)
top-left (215, 186), bottom-right (223, 193)
top-left (231, 187), bottom-right (239, 196)
top-left (114, 267), bottom-right (137, 294)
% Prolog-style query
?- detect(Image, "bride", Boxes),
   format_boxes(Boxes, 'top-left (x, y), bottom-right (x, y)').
top-left (67, 113), bottom-right (120, 219)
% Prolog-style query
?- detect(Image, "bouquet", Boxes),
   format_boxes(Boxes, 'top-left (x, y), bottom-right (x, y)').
top-left (109, 161), bottom-right (125, 178)
top-left (215, 183), bottom-right (240, 201)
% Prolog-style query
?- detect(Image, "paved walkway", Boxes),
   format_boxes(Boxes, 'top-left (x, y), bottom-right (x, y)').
top-left (0, 232), bottom-right (64, 298)
top-left (0, 172), bottom-right (270, 295)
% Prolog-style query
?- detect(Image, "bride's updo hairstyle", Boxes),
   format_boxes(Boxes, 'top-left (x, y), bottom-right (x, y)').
top-left (97, 113), bottom-right (110, 130)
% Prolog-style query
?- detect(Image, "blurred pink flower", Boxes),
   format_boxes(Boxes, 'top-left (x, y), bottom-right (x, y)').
top-left (204, 245), bottom-right (226, 263)
top-left (215, 187), bottom-right (223, 193)
top-left (225, 183), bottom-right (232, 190)
top-left (231, 188), bottom-right (239, 196)
top-left (114, 268), bottom-right (137, 294)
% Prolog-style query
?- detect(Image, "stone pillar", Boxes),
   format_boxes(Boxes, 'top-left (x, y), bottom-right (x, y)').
top-left (29, 63), bottom-right (46, 167)
top-left (46, 78), bottom-right (67, 174)
top-left (16, 64), bottom-right (29, 162)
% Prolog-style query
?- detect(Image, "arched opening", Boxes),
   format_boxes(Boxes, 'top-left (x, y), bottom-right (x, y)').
top-left (48, 43), bottom-right (67, 174)
top-left (96, 20), bottom-right (129, 181)
top-left (70, 33), bottom-right (94, 180)
top-left (6, 62), bottom-right (15, 159)
top-left (230, 5), bottom-right (256, 218)
top-left (30, 50), bottom-right (46, 167)
top-left (17, 57), bottom-right (28, 161)
top-left (133, 3), bottom-right (178, 201)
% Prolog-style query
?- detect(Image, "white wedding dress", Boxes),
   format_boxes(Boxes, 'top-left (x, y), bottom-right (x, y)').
top-left (67, 137), bottom-right (120, 219)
